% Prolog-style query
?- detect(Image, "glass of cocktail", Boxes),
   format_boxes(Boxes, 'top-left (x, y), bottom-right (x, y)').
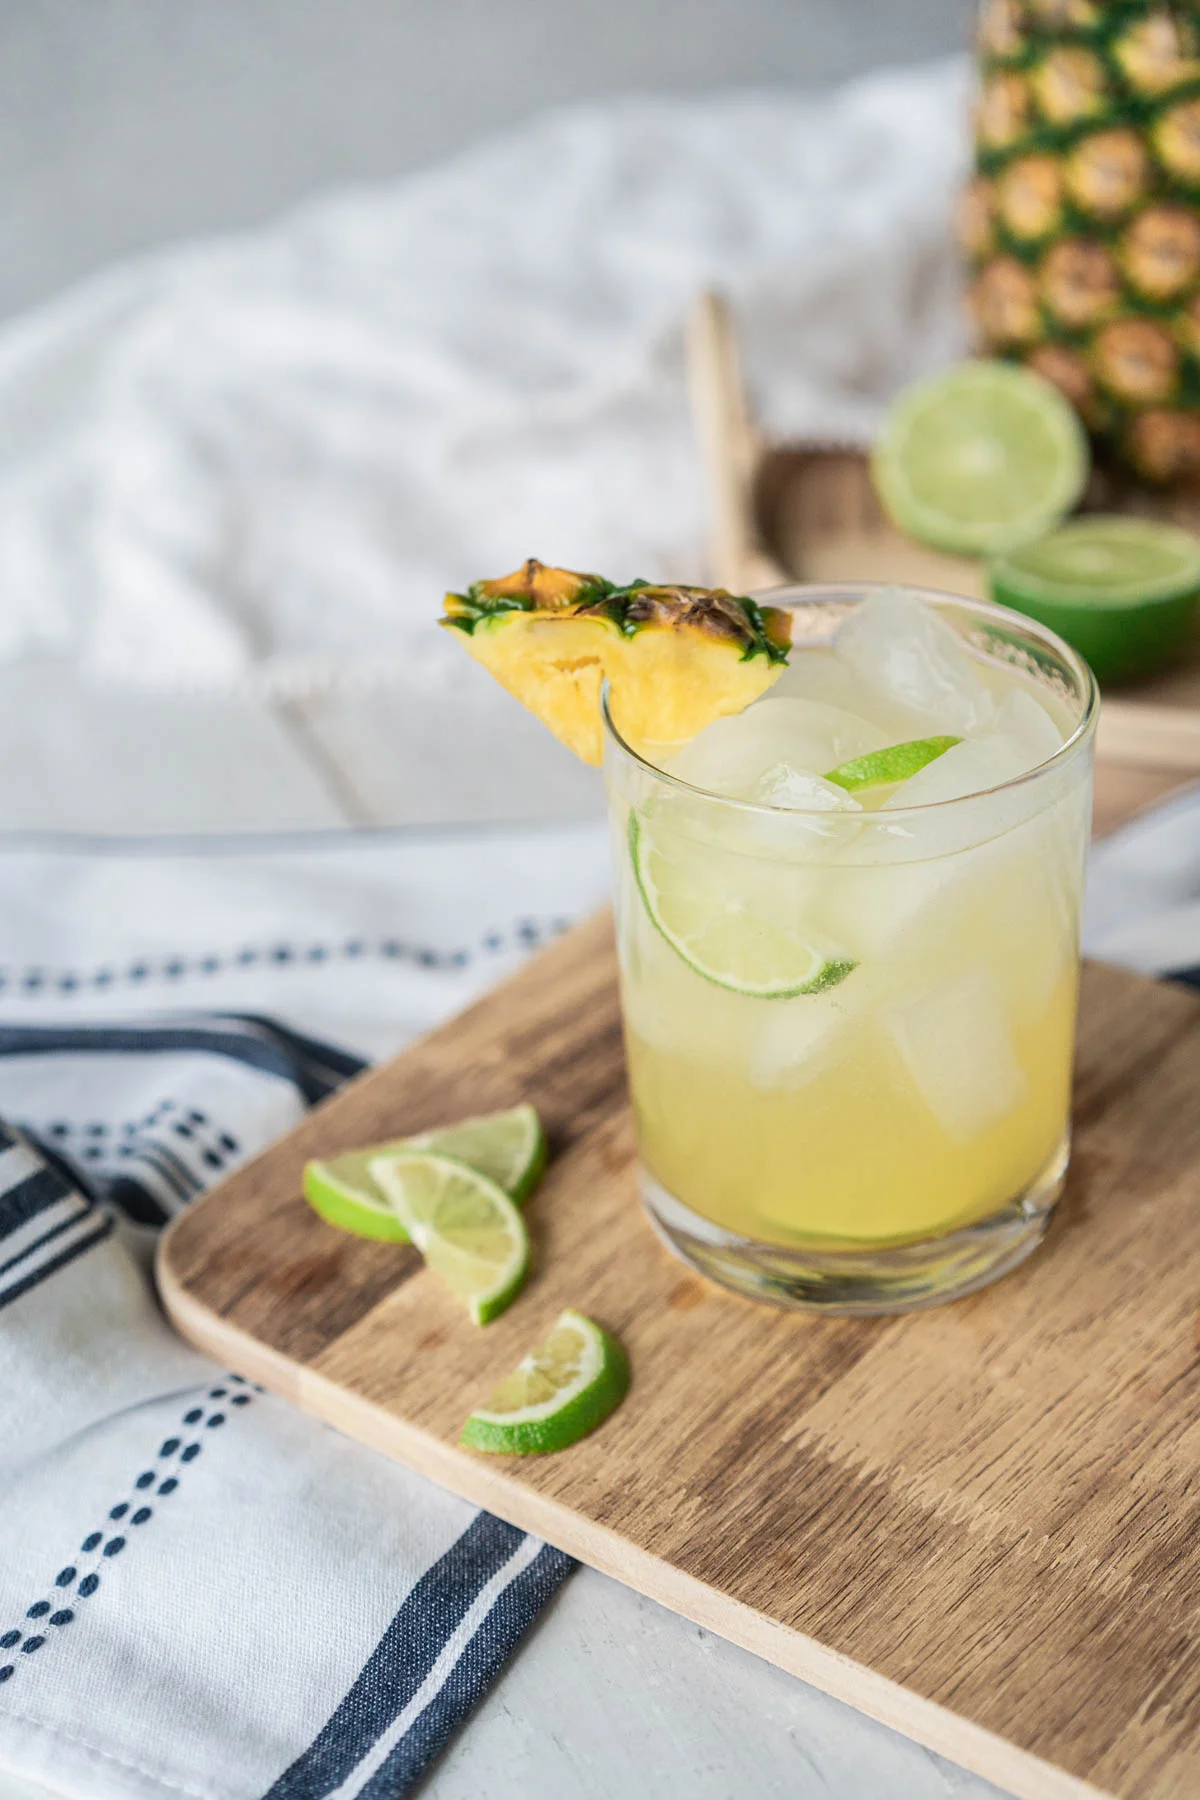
top-left (603, 584), bottom-right (1098, 1313)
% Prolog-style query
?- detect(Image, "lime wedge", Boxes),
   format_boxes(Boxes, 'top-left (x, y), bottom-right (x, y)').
top-left (369, 1151), bottom-right (530, 1325)
top-left (989, 515), bottom-right (1200, 682)
top-left (630, 809), bottom-right (855, 999)
top-left (303, 1104), bottom-right (545, 1242)
top-left (824, 735), bottom-right (962, 792)
top-left (408, 1105), bottom-right (546, 1202)
top-left (872, 360), bottom-right (1089, 556)
top-left (461, 1309), bottom-right (629, 1455)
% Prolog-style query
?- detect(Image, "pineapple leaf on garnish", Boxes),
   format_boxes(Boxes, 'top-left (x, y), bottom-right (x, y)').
top-left (440, 560), bottom-right (792, 765)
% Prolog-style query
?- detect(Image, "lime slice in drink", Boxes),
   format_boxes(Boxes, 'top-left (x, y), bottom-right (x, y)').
top-left (630, 809), bottom-right (855, 999)
top-left (460, 1309), bottom-right (629, 1455)
top-left (989, 515), bottom-right (1200, 682)
top-left (872, 360), bottom-right (1089, 556)
top-left (368, 1151), bottom-right (530, 1324)
top-left (824, 735), bottom-right (962, 792)
top-left (303, 1104), bottom-right (546, 1242)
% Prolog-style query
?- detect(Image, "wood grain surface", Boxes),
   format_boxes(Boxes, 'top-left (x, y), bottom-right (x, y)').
top-left (160, 913), bottom-right (1200, 1800)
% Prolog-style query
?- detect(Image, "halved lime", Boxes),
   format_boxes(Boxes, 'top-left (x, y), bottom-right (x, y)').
top-left (460, 1309), bottom-right (628, 1455)
top-left (368, 1151), bottom-right (530, 1325)
top-left (630, 809), bottom-right (855, 999)
top-left (989, 514), bottom-right (1200, 682)
top-left (872, 360), bottom-right (1089, 556)
top-left (303, 1104), bottom-right (545, 1242)
top-left (824, 735), bottom-right (961, 792)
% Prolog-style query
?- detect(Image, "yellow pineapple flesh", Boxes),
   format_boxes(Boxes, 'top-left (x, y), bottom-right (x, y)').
top-left (441, 560), bottom-right (791, 765)
top-left (966, 0), bottom-right (1200, 480)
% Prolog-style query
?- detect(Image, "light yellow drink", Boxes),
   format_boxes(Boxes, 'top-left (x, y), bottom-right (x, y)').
top-left (605, 588), bottom-right (1096, 1310)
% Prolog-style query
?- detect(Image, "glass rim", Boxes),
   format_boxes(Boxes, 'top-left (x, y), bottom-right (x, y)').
top-left (600, 581), bottom-right (1099, 823)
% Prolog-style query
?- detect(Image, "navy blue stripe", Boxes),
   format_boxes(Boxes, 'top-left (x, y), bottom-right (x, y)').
top-left (262, 1514), bottom-right (526, 1800)
top-left (0, 1200), bottom-right (94, 1281)
top-left (0, 1021), bottom-right (332, 1100)
top-left (0, 1214), bottom-right (113, 1312)
top-left (20, 1133), bottom-right (103, 1205)
top-left (105, 1177), bottom-right (170, 1228)
top-left (132, 1142), bottom-right (199, 1204)
top-left (0, 1123), bottom-right (15, 1152)
top-left (227, 1016), bottom-right (366, 1085)
top-left (1168, 966), bottom-right (1200, 992)
top-left (357, 1544), bottom-right (576, 1799)
top-left (0, 1164), bottom-right (71, 1242)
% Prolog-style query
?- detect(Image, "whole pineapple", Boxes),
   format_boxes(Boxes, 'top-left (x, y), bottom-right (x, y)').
top-left (964, 0), bottom-right (1200, 482)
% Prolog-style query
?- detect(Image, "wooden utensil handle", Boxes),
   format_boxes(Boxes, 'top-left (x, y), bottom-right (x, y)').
top-left (685, 291), bottom-right (789, 593)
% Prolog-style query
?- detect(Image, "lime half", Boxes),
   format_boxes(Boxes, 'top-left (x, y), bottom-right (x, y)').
top-left (825, 735), bottom-right (961, 792)
top-left (630, 809), bottom-right (855, 999)
top-left (989, 514), bottom-right (1200, 682)
top-left (873, 360), bottom-right (1089, 556)
top-left (461, 1310), bottom-right (629, 1455)
top-left (369, 1151), bottom-right (530, 1325)
top-left (304, 1104), bottom-right (545, 1242)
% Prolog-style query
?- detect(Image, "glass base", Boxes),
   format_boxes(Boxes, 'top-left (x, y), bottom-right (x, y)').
top-left (639, 1137), bottom-right (1069, 1315)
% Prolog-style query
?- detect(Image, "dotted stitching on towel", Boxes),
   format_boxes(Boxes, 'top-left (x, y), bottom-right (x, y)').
top-left (0, 1378), bottom-right (260, 1685)
top-left (42, 1105), bottom-right (241, 1175)
top-left (0, 917), bottom-right (574, 998)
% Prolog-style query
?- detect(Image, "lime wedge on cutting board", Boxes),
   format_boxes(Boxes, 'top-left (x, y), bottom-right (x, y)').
top-left (369, 1150), bottom-right (530, 1325)
top-left (461, 1310), bottom-right (629, 1454)
top-left (872, 360), bottom-right (1089, 556)
top-left (303, 1103), bottom-right (545, 1241)
top-left (989, 515), bottom-right (1200, 683)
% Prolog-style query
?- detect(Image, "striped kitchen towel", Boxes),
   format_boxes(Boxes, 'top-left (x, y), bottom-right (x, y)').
top-left (0, 819), bottom-right (610, 1800)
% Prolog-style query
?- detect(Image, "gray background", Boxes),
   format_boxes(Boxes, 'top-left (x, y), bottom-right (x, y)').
top-left (1, 0), bottom-right (969, 321)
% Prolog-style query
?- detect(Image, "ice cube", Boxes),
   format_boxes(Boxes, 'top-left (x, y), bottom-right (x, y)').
top-left (770, 648), bottom-right (871, 712)
top-left (881, 731), bottom-right (1033, 809)
top-left (994, 688), bottom-right (1063, 766)
top-left (835, 591), bottom-right (998, 738)
top-left (753, 763), bottom-right (862, 812)
top-left (748, 992), bottom-right (844, 1090)
top-left (664, 697), bottom-right (886, 799)
top-left (885, 967), bottom-right (1028, 1142)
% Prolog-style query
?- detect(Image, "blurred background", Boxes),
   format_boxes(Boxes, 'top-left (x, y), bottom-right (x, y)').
top-left (0, 1), bottom-right (970, 838)
top-left (2, 0), bottom-right (967, 321)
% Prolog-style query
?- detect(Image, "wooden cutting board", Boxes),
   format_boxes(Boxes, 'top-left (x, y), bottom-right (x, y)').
top-left (159, 913), bottom-right (1200, 1800)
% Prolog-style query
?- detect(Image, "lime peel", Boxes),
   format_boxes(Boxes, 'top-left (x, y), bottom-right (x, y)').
top-left (824, 735), bottom-right (962, 792)
top-left (989, 515), bottom-right (1200, 683)
top-left (461, 1309), bottom-right (629, 1455)
top-left (303, 1103), bottom-right (545, 1242)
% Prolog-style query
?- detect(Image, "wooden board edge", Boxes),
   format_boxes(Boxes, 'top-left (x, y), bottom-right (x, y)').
top-left (156, 1248), bottom-right (1114, 1800)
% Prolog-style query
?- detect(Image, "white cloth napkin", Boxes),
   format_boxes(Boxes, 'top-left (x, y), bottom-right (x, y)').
top-left (0, 59), bottom-right (969, 696)
top-left (1084, 783), bottom-right (1200, 982)
top-left (0, 822), bottom-right (609, 1800)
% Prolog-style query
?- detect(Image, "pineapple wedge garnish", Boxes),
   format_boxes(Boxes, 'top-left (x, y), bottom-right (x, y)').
top-left (441, 560), bottom-right (791, 765)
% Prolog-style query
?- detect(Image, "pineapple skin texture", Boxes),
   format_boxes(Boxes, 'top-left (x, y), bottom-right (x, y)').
top-left (967, 0), bottom-right (1200, 482)
top-left (442, 561), bottom-right (790, 765)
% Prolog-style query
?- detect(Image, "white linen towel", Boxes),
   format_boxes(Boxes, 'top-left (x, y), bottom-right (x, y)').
top-left (0, 821), bottom-right (609, 1800)
top-left (0, 59), bottom-right (970, 696)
